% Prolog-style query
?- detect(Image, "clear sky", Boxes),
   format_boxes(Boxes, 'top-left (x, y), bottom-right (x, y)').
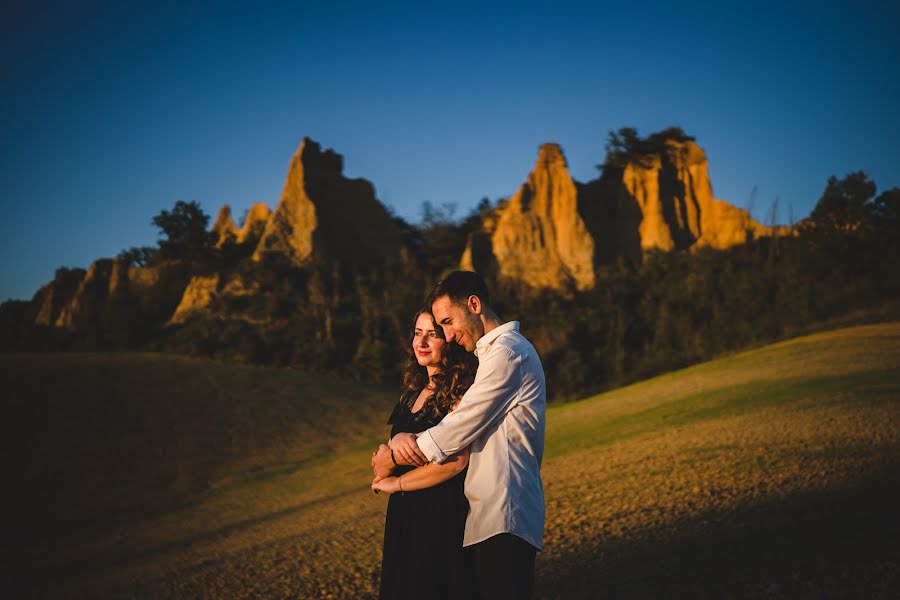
top-left (1, 0), bottom-right (898, 301)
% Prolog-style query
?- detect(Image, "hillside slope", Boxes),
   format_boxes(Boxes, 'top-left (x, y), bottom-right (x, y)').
top-left (2, 323), bottom-right (898, 598)
top-left (0, 353), bottom-right (394, 545)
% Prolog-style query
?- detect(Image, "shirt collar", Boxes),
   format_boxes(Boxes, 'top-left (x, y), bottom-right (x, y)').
top-left (474, 321), bottom-right (519, 359)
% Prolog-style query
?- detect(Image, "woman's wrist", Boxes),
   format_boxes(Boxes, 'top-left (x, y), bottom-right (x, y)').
top-left (381, 476), bottom-right (403, 494)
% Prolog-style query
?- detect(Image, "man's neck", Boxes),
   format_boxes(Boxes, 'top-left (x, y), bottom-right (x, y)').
top-left (480, 310), bottom-right (503, 336)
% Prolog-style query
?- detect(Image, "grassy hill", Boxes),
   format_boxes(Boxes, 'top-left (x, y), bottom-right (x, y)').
top-left (2, 323), bottom-right (898, 598)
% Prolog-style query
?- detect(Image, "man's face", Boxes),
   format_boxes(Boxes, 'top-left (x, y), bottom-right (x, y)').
top-left (431, 294), bottom-right (483, 353)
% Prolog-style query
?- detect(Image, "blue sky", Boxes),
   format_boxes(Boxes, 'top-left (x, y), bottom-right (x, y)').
top-left (1, 1), bottom-right (898, 300)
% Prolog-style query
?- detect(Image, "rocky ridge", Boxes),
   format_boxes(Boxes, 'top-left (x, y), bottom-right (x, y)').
top-left (238, 203), bottom-right (271, 245)
top-left (253, 137), bottom-right (402, 267)
top-left (462, 143), bottom-right (596, 291)
top-left (22, 133), bottom-right (781, 332)
top-left (211, 206), bottom-right (240, 248)
top-left (170, 138), bottom-right (403, 323)
top-left (463, 137), bottom-right (776, 290)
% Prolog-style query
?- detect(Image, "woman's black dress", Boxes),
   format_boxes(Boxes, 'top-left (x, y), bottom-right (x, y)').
top-left (378, 391), bottom-right (472, 599)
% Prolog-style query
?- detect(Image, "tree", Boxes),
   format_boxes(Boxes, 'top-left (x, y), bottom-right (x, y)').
top-left (869, 187), bottom-right (900, 292)
top-left (117, 246), bottom-right (158, 267)
top-left (599, 126), bottom-right (641, 170)
top-left (599, 126), bottom-right (695, 171)
top-left (416, 200), bottom-right (473, 277)
top-left (152, 200), bottom-right (211, 261)
top-left (808, 171), bottom-right (876, 235)
top-left (872, 188), bottom-right (900, 232)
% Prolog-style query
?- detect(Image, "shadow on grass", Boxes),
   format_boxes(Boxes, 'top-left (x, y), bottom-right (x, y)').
top-left (2, 482), bottom-right (375, 597)
top-left (536, 464), bottom-right (900, 599)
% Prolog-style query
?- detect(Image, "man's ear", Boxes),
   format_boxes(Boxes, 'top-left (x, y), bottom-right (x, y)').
top-left (467, 294), bottom-right (483, 315)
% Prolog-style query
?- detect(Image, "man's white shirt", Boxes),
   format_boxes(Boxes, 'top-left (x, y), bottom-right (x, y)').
top-left (416, 321), bottom-right (546, 549)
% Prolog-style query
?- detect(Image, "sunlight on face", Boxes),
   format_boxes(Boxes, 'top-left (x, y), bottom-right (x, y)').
top-left (412, 312), bottom-right (446, 368)
top-left (431, 295), bottom-right (480, 353)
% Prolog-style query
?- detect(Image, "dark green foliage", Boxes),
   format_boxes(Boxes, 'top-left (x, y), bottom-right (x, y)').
top-left (152, 200), bottom-right (211, 261)
top-left (405, 199), bottom-right (493, 280)
top-left (808, 171), bottom-right (876, 235)
top-left (600, 126), bottom-right (695, 171)
top-left (0, 300), bottom-right (28, 351)
top-left (117, 246), bottom-right (158, 267)
top-left (795, 174), bottom-right (899, 317)
top-left (872, 188), bottom-right (900, 228)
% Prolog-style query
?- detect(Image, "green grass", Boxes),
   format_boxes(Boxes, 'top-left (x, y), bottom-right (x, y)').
top-left (546, 370), bottom-right (900, 458)
top-left (546, 324), bottom-right (900, 454)
top-left (2, 323), bottom-right (898, 598)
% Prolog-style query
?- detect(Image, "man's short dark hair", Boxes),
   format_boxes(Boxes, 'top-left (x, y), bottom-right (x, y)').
top-left (427, 270), bottom-right (490, 307)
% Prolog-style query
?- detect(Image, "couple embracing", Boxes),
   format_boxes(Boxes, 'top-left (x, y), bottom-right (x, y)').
top-left (371, 270), bottom-right (546, 599)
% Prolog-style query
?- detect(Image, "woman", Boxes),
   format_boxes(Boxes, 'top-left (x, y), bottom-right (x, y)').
top-left (372, 308), bottom-right (478, 599)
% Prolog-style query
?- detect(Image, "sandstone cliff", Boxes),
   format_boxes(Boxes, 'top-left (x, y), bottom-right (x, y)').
top-left (238, 203), bottom-right (271, 245)
top-left (168, 275), bottom-right (220, 325)
top-left (253, 137), bottom-right (402, 266)
top-left (210, 203), bottom-right (272, 248)
top-left (464, 136), bottom-right (775, 289)
top-left (23, 132), bottom-right (778, 334)
top-left (29, 268), bottom-right (86, 327)
top-left (48, 258), bottom-right (184, 333)
top-left (167, 274), bottom-right (260, 325)
top-left (611, 139), bottom-right (768, 255)
top-left (55, 259), bottom-right (116, 331)
top-left (170, 138), bottom-right (404, 326)
top-left (211, 206), bottom-right (240, 247)
top-left (462, 143), bottom-right (596, 291)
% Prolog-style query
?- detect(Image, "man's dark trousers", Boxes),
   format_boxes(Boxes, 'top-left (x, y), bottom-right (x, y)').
top-left (470, 533), bottom-right (537, 599)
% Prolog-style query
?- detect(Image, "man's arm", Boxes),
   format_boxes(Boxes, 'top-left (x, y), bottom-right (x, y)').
top-left (393, 346), bottom-right (521, 464)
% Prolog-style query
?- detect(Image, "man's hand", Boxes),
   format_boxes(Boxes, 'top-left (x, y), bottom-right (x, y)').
top-left (372, 444), bottom-right (394, 482)
top-left (390, 432), bottom-right (428, 466)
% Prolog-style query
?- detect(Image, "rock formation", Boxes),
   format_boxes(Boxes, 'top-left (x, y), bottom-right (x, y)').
top-left (29, 268), bottom-right (86, 327)
top-left (210, 203), bottom-right (272, 248)
top-left (17, 131), bottom-right (780, 337)
top-left (211, 206), bottom-right (240, 247)
top-left (238, 203), bottom-right (271, 245)
top-left (54, 259), bottom-right (116, 330)
top-left (167, 275), bottom-right (220, 325)
top-left (609, 139), bottom-right (768, 255)
top-left (167, 273), bottom-right (260, 325)
top-left (170, 138), bottom-right (404, 326)
top-left (253, 137), bottom-right (402, 267)
top-left (42, 258), bottom-right (184, 333)
top-left (463, 135), bottom-right (775, 290)
top-left (462, 143), bottom-right (596, 291)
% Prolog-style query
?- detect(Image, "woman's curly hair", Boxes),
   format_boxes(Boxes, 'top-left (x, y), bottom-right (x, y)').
top-left (401, 308), bottom-right (478, 422)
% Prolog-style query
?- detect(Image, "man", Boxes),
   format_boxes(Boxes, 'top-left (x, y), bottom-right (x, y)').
top-left (373, 270), bottom-right (546, 598)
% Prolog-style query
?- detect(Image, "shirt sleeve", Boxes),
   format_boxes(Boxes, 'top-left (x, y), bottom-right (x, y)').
top-left (417, 345), bottom-right (521, 464)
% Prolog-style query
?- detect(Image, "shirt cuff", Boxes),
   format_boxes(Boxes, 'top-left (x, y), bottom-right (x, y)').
top-left (416, 429), bottom-right (448, 464)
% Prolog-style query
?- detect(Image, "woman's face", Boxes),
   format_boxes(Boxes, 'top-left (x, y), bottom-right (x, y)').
top-left (412, 312), bottom-right (446, 369)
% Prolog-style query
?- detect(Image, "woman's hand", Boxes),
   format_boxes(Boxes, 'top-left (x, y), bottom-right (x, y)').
top-left (372, 444), bottom-right (394, 481)
top-left (371, 476), bottom-right (401, 495)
